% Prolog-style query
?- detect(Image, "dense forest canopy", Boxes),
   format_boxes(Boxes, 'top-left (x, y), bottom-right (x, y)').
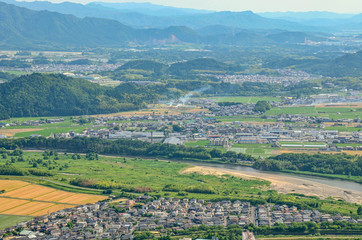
top-left (0, 137), bottom-right (255, 163)
top-left (254, 153), bottom-right (362, 177)
top-left (0, 73), bottom-right (176, 119)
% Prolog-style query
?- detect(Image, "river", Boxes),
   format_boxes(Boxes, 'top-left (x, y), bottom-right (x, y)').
top-left (180, 161), bottom-right (362, 193)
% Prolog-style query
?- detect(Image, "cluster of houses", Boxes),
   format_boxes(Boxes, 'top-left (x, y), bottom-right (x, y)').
top-left (0, 118), bottom-right (65, 127)
top-left (1, 197), bottom-right (360, 239)
top-left (50, 111), bottom-right (361, 152)
top-left (1, 99), bottom-right (361, 152)
top-left (200, 69), bottom-right (314, 87)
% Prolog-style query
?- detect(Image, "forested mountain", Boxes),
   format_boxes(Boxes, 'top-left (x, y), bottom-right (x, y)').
top-left (0, 2), bottom-right (334, 49)
top-left (0, 0), bottom-right (316, 31)
top-left (91, 1), bottom-right (213, 16)
top-left (264, 50), bottom-right (362, 77)
top-left (0, 73), bottom-right (173, 118)
top-left (0, 2), bottom-right (204, 49)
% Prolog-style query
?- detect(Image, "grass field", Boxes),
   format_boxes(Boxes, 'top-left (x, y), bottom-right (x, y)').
top-left (213, 96), bottom-right (281, 103)
top-left (0, 117), bottom-right (100, 138)
top-left (231, 143), bottom-right (275, 158)
top-left (0, 152), bottom-right (268, 202)
top-left (1, 151), bottom-right (359, 219)
top-left (265, 106), bottom-right (362, 119)
top-left (185, 140), bottom-right (210, 147)
top-left (0, 215), bottom-right (32, 230)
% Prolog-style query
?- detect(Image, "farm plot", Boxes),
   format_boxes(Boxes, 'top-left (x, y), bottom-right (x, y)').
top-left (0, 180), bottom-right (108, 217)
top-left (0, 198), bottom-right (29, 213)
top-left (0, 180), bottom-right (31, 192)
top-left (1, 202), bottom-right (55, 216)
top-left (59, 194), bottom-right (107, 205)
top-left (1, 184), bottom-right (56, 199)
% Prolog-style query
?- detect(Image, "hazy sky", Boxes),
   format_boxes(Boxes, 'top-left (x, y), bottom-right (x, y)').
top-left (41, 0), bottom-right (362, 13)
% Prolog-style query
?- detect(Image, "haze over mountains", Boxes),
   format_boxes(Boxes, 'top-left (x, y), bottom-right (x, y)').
top-left (2, 0), bottom-right (362, 31)
top-left (0, 0), bottom-right (361, 49)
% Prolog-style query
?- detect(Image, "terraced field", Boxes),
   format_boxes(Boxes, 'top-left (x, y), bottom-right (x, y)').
top-left (0, 180), bottom-right (107, 216)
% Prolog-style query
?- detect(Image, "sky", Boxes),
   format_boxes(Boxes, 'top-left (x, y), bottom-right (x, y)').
top-left (39, 0), bottom-right (362, 13)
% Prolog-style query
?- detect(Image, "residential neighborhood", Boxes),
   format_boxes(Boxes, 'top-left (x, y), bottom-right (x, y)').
top-left (1, 197), bottom-right (361, 239)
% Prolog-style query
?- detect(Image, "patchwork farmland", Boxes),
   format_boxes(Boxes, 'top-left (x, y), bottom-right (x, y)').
top-left (0, 180), bottom-right (108, 217)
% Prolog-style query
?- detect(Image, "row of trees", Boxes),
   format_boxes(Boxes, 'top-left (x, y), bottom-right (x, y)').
top-left (254, 153), bottom-right (362, 177)
top-left (177, 221), bottom-right (362, 239)
top-left (0, 137), bottom-right (256, 163)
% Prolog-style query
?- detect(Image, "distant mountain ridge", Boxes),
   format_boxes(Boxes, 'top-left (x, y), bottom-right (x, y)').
top-left (0, 2), bottom-right (333, 49)
top-left (0, 0), bottom-right (318, 31)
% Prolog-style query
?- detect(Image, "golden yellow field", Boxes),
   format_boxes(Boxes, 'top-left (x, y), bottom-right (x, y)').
top-left (33, 190), bottom-right (76, 202)
top-left (59, 194), bottom-right (107, 205)
top-left (0, 198), bottom-right (29, 212)
top-left (1, 184), bottom-right (56, 199)
top-left (0, 180), bottom-right (108, 217)
top-left (31, 204), bottom-right (71, 216)
top-left (0, 180), bottom-right (30, 192)
top-left (2, 202), bottom-right (55, 216)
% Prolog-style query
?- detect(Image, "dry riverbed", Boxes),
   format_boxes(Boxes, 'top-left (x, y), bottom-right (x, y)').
top-left (181, 166), bottom-right (362, 204)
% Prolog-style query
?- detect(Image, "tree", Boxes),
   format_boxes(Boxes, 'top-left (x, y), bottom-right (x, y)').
top-left (358, 206), bottom-right (362, 215)
top-left (253, 101), bottom-right (271, 113)
top-left (172, 124), bottom-right (183, 132)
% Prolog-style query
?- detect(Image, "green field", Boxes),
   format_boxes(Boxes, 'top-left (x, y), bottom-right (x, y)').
top-left (265, 106), bottom-right (362, 119)
top-left (325, 126), bottom-right (362, 132)
top-left (0, 151), bottom-right (360, 218)
top-left (0, 117), bottom-right (100, 138)
top-left (231, 143), bottom-right (275, 158)
top-left (1, 152), bottom-right (268, 200)
top-left (185, 140), bottom-right (210, 147)
top-left (13, 126), bottom-right (89, 138)
top-left (0, 215), bottom-right (33, 230)
top-left (214, 96), bottom-right (281, 103)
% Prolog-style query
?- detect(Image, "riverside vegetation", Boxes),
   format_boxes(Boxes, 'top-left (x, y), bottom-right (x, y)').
top-left (0, 139), bottom-right (361, 220)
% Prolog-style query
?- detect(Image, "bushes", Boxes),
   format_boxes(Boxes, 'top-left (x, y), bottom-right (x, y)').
top-left (28, 169), bottom-right (54, 176)
top-left (254, 153), bottom-right (362, 177)
top-left (0, 165), bottom-right (27, 176)
top-left (163, 184), bottom-right (215, 194)
top-left (0, 165), bottom-right (53, 176)
top-left (0, 137), bottom-right (256, 163)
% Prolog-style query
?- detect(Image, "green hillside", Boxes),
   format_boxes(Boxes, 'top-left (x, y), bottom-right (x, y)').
top-left (0, 73), bottom-right (171, 118)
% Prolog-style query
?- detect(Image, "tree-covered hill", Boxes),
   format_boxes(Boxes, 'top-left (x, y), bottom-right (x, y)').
top-left (109, 58), bottom-right (240, 80)
top-left (264, 50), bottom-right (362, 77)
top-left (116, 60), bottom-right (168, 74)
top-left (168, 58), bottom-right (236, 75)
top-left (0, 73), bottom-right (172, 119)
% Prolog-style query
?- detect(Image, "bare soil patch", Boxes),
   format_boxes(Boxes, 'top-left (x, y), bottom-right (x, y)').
top-left (0, 128), bottom-right (42, 137)
top-left (181, 166), bottom-right (362, 204)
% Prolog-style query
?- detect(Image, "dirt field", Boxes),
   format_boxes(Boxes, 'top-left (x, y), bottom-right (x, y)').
top-left (0, 128), bottom-right (42, 137)
top-left (316, 103), bottom-right (362, 108)
top-left (276, 149), bottom-right (362, 156)
top-left (91, 105), bottom-right (208, 117)
top-left (181, 166), bottom-right (362, 204)
top-left (0, 180), bottom-right (108, 216)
